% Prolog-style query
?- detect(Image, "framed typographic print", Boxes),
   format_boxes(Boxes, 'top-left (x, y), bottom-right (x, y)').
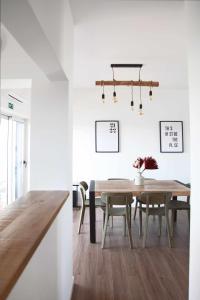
top-left (159, 121), bottom-right (184, 153)
top-left (95, 120), bottom-right (119, 153)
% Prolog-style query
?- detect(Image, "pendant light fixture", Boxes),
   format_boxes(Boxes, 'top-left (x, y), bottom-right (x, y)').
top-left (149, 85), bottom-right (153, 101)
top-left (138, 66), bottom-right (143, 116)
top-left (130, 82), bottom-right (134, 111)
top-left (101, 81), bottom-right (105, 103)
top-left (96, 64), bottom-right (159, 114)
top-left (112, 66), bottom-right (117, 103)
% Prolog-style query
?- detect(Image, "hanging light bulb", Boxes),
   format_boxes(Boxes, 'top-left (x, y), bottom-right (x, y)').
top-left (112, 66), bottom-right (117, 103)
top-left (113, 86), bottom-right (117, 103)
top-left (130, 101), bottom-right (134, 111)
top-left (139, 103), bottom-right (143, 115)
top-left (130, 84), bottom-right (134, 111)
top-left (101, 82), bottom-right (105, 103)
top-left (149, 86), bottom-right (153, 101)
top-left (139, 76), bottom-right (143, 115)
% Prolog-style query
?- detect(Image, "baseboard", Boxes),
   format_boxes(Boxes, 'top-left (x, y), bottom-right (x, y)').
top-left (70, 276), bottom-right (75, 300)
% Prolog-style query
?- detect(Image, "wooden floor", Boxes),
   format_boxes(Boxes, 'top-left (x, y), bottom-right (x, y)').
top-left (72, 207), bottom-right (189, 300)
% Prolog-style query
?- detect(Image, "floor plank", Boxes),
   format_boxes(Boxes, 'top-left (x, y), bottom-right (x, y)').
top-left (72, 208), bottom-right (189, 300)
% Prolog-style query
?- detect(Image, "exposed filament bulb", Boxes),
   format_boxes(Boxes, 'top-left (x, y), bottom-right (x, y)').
top-left (113, 89), bottom-right (117, 103)
top-left (139, 104), bottom-right (143, 116)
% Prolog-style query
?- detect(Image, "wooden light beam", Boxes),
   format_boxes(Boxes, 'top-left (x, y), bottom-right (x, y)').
top-left (96, 80), bottom-right (159, 87)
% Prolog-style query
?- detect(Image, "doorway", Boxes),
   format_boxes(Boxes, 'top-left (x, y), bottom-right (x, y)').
top-left (0, 114), bottom-right (27, 208)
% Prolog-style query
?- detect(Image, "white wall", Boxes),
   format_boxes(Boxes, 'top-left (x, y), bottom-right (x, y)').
top-left (30, 80), bottom-right (71, 190)
top-left (187, 2), bottom-right (200, 299)
top-left (7, 200), bottom-right (73, 300)
top-left (73, 87), bottom-right (190, 183)
top-left (29, 78), bottom-right (73, 300)
top-left (26, 1), bottom-right (74, 298)
top-left (72, 1), bottom-right (190, 185)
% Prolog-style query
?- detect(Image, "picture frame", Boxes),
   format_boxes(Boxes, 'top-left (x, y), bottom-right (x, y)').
top-left (95, 120), bottom-right (119, 153)
top-left (159, 121), bottom-right (184, 153)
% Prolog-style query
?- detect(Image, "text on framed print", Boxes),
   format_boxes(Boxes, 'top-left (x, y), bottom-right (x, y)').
top-left (95, 120), bottom-right (119, 153)
top-left (159, 121), bottom-right (184, 153)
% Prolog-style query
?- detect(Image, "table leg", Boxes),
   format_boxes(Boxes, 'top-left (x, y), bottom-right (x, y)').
top-left (173, 196), bottom-right (177, 222)
top-left (89, 180), bottom-right (96, 243)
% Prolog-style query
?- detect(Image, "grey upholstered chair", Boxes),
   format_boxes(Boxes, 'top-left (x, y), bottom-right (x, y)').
top-left (101, 192), bottom-right (134, 249)
top-left (78, 181), bottom-right (104, 234)
top-left (107, 178), bottom-right (132, 226)
top-left (168, 183), bottom-right (190, 237)
top-left (138, 192), bottom-right (172, 248)
top-left (133, 178), bottom-right (155, 220)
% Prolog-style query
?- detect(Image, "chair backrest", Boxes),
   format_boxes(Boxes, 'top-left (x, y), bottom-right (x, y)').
top-left (79, 184), bottom-right (86, 206)
top-left (101, 192), bottom-right (133, 206)
top-left (140, 192), bottom-right (172, 205)
top-left (185, 183), bottom-right (190, 203)
top-left (80, 181), bottom-right (88, 191)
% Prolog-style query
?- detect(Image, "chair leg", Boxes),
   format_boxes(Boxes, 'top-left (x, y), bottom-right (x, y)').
top-left (102, 211), bottom-right (105, 231)
top-left (143, 209), bottom-right (149, 248)
top-left (166, 208), bottom-right (172, 248)
top-left (124, 216), bottom-right (126, 236)
top-left (78, 206), bottom-right (85, 234)
top-left (129, 204), bottom-right (132, 227)
top-left (102, 212), bottom-right (109, 249)
top-left (152, 204), bottom-right (155, 221)
top-left (126, 207), bottom-right (133, 249)
top-left (139, 203), bottom-right (143, 237)
top-left (171, 209), bottom-right (175, 238)
top-left (81, 206), bottom-right (85, 224)
top-left (111, 216), bottom-right (113, 228)
top-left (187, 209), bottom-right (190, 233)
top-left (187, 210), bottom-right (190, 224)
top-left (133, 199), bottom-right (138, 220)
top-left (158, 215), bottom-right (162, 237)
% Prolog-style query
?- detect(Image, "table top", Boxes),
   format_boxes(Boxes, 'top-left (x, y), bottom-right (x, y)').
top-left (91, 180), bottom-right (190, 196)
top-left (0, 190), bottom-right (69, 300)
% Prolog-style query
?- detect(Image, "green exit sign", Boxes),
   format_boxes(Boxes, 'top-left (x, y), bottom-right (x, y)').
top-left (8, 102), bottom-right (14, 110)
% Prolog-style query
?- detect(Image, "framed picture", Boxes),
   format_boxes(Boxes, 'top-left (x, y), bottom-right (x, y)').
top-left (159, 121), bottom-right (184, 153)
top-left (95, 120), bottom-right (119, 153)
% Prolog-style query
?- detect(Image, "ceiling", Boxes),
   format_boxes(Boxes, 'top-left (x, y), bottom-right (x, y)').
top-left (1, 1), bottom-right (188, 90)
top-left (1, 25), bottom-right (47, 81)
top-left (70, 0), bottom-right (188, 89)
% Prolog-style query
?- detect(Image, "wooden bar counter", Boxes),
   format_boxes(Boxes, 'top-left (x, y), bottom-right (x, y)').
top-left (0, 191), bottom-right (69, 300)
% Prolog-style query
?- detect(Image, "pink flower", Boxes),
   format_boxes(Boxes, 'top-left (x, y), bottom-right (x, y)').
top-left (132, 156), bottom-right (158, 173)
top-left (133, 157), bottom-right (144, 169)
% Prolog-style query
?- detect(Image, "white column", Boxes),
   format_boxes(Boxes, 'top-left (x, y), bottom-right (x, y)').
top-left (187, 2), bottom-right (200, 299)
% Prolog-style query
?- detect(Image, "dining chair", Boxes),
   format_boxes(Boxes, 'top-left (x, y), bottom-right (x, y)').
top-left (78, 181), bottom-right (104, 234)
top-left (168, 183), bottom-right (190, 237)
top-left (133, 178), bottom-right (155, 220)
top-left (138, 192), bottom-right (172, 248)
top-left (101, 192), bottom-right (134, 249)
top-left (107, 178), bottom-right (131, 227)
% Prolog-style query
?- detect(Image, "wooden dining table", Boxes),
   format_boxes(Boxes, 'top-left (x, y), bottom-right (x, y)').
top-left (89, 179), bottom-right (190, 243)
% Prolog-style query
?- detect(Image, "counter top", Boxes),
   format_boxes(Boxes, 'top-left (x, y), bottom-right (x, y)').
top-left (0, 190), bottom-right (69, 299)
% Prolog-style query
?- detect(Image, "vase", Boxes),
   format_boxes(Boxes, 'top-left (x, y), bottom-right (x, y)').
top-left (135, 171), bottom-right (144, 186)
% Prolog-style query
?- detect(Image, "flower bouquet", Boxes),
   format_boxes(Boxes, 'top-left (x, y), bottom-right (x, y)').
top-left (133, 156), bottom-right (158, 185)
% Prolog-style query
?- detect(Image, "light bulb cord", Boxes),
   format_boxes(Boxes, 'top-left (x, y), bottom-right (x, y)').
top-left (139, 67), bottom-right (142, 105)
top-left (131, 82), bottom-right (134, 101)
